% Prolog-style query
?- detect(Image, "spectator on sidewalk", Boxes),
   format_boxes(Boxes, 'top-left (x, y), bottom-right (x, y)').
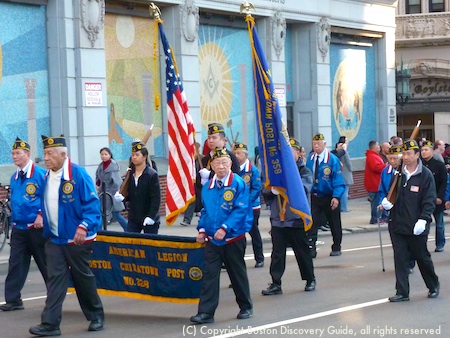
top-left (421, 140), bottom-right (447, 252)
top-left (433, 140), bottom-right (445, 163)
top-left (379, 142), bottom-right (390, 164)
top-left (364, 140), bottom-right (386, 224)
top-left (1, 138), bottom-right (48, 312)
top-left (331, 136), bottom-right (353, 212)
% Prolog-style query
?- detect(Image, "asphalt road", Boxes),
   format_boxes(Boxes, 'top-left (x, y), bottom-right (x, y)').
top-left (0, 230), bottom-right (448, 338)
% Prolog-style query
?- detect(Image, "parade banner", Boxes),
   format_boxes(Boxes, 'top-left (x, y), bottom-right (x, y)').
top-left (79, 231), bottom-right (205, 304)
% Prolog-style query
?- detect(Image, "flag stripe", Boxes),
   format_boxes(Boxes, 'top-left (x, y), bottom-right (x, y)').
top-left (158, 20), bottom-right (196, 226)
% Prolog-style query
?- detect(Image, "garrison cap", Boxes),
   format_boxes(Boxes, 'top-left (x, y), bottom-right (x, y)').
top-left (132, 141), bottom-right (146, 153)
top-left (12, 137), bottom-right (30, 151)
top-left (422, 140), bottom-right (434, 149)
top-left (403, 139), bottom-right (419, 151)
top-left (389, 145), bottom-right (402, 155)
top-left (289, 138), bottom-right (301, 150)
top-left (211, 147), bottom-right (230, 161)
top-left (313, 133), bottom-right (325, 141)
top-left (233, 143), bottom-right (248, 151)
top-left (208, 123), bottom-right (225, 135)
top-left (41, 135), bottom-right (66, 149)
top-left (338, 135), bottom-right (347, 144)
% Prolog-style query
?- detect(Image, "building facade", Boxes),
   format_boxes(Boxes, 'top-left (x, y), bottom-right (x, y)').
top-left (396, 0), bottom-right (450, 142)
top-left (0, 0), bottom-right (397, 190)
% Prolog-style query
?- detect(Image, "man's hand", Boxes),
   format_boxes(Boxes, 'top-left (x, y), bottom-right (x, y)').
top-left (73, 227), bottom-right (87, 245)
top-left (330, 198), bottom-right (339, 210)
top-left (436, 198), bottom-right (442, 205)
top-left (199, 168), bottom-right (211, 185)
top-left (446, 201), bottom-right (450, 209)
top-left (214, 228), bottom-right (226, 241)
top-left (381, 197), bottom-right (393, 211)
top-left (33, 213), bottom-right (43, 229)
top-left (143, 217), bottom-right (155, 226)
top-left (196, 232), bottom-right (207, 243)
top-left (271, 187), bottom-right (280, 195)
top-left (413, 219), bottom-right (426, 235)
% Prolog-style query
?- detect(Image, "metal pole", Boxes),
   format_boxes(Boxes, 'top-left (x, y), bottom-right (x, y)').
top-left (101, 182), bottom-right (107, 231)
top-left (377, 211), bottom-right (385, 272)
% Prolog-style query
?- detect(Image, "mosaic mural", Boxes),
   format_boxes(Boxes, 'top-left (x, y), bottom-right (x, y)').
top-left (330, 44), bottom-right (376, 158)
top-left (105, 14), bottom-right (162, 160)
top-left (0, 3), bottom-right (50, 164)
top-left (198, 24), bottom-right (256, 153)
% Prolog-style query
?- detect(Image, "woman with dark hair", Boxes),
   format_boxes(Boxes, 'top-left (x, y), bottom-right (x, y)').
top-left (95, 147), bottom-right (128, 231)
top-left (115, 142), bottom-right (161, 234)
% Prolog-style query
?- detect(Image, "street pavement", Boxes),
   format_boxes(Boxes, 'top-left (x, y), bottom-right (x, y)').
top-left (0, 197), bottom-right (390, 265)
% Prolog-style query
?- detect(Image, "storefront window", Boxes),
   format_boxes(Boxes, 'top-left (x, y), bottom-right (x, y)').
top-left (406, 0), bottom-right (421, 14)
top-left (429, 0), bottom-right (444, 12)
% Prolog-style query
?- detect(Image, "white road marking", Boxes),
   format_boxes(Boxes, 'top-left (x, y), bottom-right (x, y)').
top-left (208, 298), bottom-right (389, 338)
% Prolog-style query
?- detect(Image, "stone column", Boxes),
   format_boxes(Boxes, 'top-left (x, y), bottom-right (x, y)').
top-left (24, 79), bottom-right (38, 156)
top-left (46, 0), bottom-right (108, 177)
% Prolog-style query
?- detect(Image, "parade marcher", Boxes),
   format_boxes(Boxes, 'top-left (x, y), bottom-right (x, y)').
top-left (95, 147), bottom-right (128, 231)
top-left (331, 136), bottom-right (353, 212)
top-left (115, 141), bottom-right (161, 234)
top-left (306, 133), bottom-right (345, 257)
top-left (365, 140), bottom-right (386, 224)
top-left (232, 142), bottom-right (264, 267)
top-left (378, 145), bottom-right (402, 207)
top-left (190, 147), bottom-right (253, 324)
top-left (261, 138), bottom-right (315, 296)
top-left (199, 123), bottom-right (240, 185)
top-left (381, 140), bottom-right (439, 302)
top-left (29, 135), bottom-right (104, 336)
top-left (180, 147), bottom-right (203, 226)
top-left (433, 140), bottom-right (445, 163)
top-left (420, 140), bottom-right (447, 252)
top-left (1, 138), bottom-right (48, 312)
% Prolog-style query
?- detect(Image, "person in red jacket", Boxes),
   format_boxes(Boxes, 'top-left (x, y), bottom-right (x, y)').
top-left (364, 140), bottom-right (386, 224)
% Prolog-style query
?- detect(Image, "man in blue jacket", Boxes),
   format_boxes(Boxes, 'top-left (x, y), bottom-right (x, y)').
top-left (1, 138), bottom-right (47, 312)
top-left (233, 142), bottom-right (264, 267)
top-left (190, 147), bottom-right (253, 324)
top-left (29, 135), bottom-right (104, 336)
top-left (306, 133), bottom-right (345, 257)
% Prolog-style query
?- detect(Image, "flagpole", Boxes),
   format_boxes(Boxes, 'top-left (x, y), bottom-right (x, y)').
top-left (149, 2), bottom-right (161, 20)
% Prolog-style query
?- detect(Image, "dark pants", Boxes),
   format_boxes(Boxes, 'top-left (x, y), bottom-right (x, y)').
top-left (41, 241), bottom-right (104, 327)
top-left (390, 231), bottom-right (439, 296)
top-left (127, 220), bottom-right (159, 234)
top-left (308, 195), bottom-right (342, 253)
top-left (198, 237), bottom-right (252, 315)
top-left (249, 209), bottom-right (264, 263)
top-left (269, 224), bottom-right (314, 286)
top-left (4, 228), bottom-right (48, 303)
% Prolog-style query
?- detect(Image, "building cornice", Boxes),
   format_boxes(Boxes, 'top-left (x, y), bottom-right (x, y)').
top-left (396, 13), bottom-right (450, 47)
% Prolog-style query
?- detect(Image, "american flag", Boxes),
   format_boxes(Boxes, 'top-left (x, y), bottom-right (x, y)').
top-left (158, 21), bottom-right (196, 225)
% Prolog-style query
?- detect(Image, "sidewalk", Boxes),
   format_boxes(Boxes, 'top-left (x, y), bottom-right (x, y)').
top-left (0, 197), bottom-right (388, 265)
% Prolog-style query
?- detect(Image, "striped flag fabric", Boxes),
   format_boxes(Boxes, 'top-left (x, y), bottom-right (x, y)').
top-left (157, 20), bottom-right (196, 226)
top-left (245, 15), bottom-right (313, 230)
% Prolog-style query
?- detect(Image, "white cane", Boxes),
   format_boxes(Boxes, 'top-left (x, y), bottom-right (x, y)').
top-left (377, 210), bottom-right (386, 272)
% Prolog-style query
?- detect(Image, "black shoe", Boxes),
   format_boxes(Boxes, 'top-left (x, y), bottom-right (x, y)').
top-left (262, 283), bottom-right (282, 295)
top-left (190, 313), bottom-right (214, 324)
top-left (428, 285), bottom-right (440, 299)
top-left (435, 247), bottom-right (444, 252)
top-left (330, 250), bottom-right (342, 256)
top-left (88, 318), bottom-right (104, 331)
top-left (237, 308), bottom-right (253, 319)
top-left (388, 294), bottom-right (409, 302)
top-left (0, 301), bottom-right (24, 311)
top-left (255, 261), bottom-right (264, 268)
top-left (305, 280), bottom-right (316, 291)
top-left (29, 324), bottom-right (61, 336)
top-left (319, 225), bottom-right (330, 231)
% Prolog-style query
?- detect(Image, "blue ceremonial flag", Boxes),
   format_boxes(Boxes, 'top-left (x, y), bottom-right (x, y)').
top-left (246, 16), bottom-right (312, 230)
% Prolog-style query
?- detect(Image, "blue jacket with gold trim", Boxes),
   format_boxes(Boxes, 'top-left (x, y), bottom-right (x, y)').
top-left (198, 171), bottom-right (253, 246)
top-left (238, 159), bottom-right (261, 210)
top-left (10, 161), bottom-right (46, 230)
top-left (41, 158), bottom-right (101, 245)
